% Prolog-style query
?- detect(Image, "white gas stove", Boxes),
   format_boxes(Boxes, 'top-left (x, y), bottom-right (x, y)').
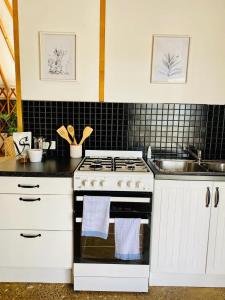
top-left (73, 150), bottom-right (154, 192)
top-left (73, 150), bottom-right (153, 292)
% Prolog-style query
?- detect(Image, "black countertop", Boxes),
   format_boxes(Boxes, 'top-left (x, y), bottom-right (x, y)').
top-left (0, 157), bottom-right (82, 177)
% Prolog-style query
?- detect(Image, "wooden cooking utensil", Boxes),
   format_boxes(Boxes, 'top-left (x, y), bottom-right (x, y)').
top-left (79, 126), bottom-right (93, 145)
top-left (67, 125), bottom-right (77, 145)
top-left (57, 126), bottom-right (72, 144)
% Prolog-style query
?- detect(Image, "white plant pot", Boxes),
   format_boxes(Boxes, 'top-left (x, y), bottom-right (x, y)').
top-left (28, 149), bottom-right (43, 162)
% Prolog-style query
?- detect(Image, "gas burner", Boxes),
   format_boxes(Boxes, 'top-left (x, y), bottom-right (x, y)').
top-left (114, 157), bottom-right (149, 172)
top-left (89, 164), bottom-right (103, 170)
top-left (127, 165), bottom-right (136, 170)
top-left (92, 159), bottom-right (102, 164)
top-left (78, 156), bottom-right (113, 172)
top-left (124, 160), bottom-right (136, 165)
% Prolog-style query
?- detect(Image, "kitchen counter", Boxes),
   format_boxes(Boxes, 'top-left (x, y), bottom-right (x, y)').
top-left (147, 159), bottom-right (225, 181)
top-left (0, 157), bottom-right (82, 177)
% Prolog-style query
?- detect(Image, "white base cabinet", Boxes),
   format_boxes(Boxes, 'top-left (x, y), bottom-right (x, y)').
top-left (0, 177), bottom-right (73, 283)
top-left (150, 179), bottom-right (225, 287)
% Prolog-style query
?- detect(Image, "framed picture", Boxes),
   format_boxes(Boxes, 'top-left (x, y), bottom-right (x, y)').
top-left (151, 35), bottom-right (190, 83)
top-left (39, 32), bottom-right (76, 81)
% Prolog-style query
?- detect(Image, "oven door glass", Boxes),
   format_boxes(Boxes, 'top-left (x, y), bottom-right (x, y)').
top-left (74, 220), bottom-right (150, 265)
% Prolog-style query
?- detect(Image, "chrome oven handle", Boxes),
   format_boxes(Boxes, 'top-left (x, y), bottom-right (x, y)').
top-left (75, 218), bottom-right (149, 224)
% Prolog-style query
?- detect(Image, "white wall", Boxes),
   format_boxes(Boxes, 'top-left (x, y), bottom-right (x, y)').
top-left (19, 0), bottom-right (225, 104)
top-left (105, 0), bottom-right (225, 104)
top-left (18, 0), bottom-right (100, 101)
top-left (0, 0), bottom-right (15, 87)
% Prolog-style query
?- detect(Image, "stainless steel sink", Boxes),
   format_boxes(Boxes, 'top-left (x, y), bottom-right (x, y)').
top-left (152, 159), bottom-right (207, 173)
top-left (202, 161), bottom-right (225, 172)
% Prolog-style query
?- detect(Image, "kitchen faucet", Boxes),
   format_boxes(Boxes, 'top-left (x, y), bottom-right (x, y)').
top-left (187, 146), bottom-right (202, 164)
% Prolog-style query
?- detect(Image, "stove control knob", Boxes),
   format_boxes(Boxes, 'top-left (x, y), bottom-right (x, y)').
top-left (117, 180), bottom-right (124, 188)
top-left (99, 180), bottom-right (105, 187)
top-left (127, 180), bottom-right (133, 188)
top-left (135, 181), bottom-right (143, 189)
top-left (81, 180), bottom-right (88, 187)
top-left (90, 180), bottom-right (97, 187)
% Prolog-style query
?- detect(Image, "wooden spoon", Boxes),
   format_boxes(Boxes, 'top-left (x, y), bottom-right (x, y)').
top-left (67, 125), bottom-right (77, 145)
top-left (79, 126), bottom-right (93, 145)
top-left (56, 126), bottom-right (72, 144)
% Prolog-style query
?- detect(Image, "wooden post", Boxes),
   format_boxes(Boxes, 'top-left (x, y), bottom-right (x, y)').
top-left (4, 0), bottom-right (13, 18)
top-left (12, 0), bottom-right (23, 131)
top-left (0, 17), bottom-right (15, 60)
top-left (99, 0), bottom-right (106, 102)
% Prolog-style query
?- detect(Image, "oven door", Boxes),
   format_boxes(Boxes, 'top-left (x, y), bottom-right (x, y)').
top-left (73, 191), bottom-right (151, 265)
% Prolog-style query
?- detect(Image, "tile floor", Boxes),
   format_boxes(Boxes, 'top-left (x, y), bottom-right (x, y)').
top-left (0, 284), bottom-right (225, 300)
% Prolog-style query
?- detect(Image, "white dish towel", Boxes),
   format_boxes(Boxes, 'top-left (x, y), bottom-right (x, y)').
top-left (81, 196), bottom-right (110, 239)
top-left (115, 218), bottom-right (141, 260)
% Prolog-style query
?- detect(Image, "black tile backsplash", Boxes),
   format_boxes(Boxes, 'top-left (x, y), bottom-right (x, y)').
top-left (23, 101), bottom-right (225, 159)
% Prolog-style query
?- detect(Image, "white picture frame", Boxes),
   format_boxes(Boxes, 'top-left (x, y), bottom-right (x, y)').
top-left (39, 32), bottom-right (76, 81)
top-left (151, 35), bottom-right (190, 83)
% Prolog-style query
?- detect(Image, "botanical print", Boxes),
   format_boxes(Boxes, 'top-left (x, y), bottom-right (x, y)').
top-left (48, 48), bottom-right (69, 75)
top-left (40, 32), bottom-right (76, 81)
top-left (151, 36), bottom-right (190, 83)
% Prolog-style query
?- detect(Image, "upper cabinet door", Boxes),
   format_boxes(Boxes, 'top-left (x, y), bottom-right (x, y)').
top-left (207, 182), bottom-right (225, 275)
top-left (151, 180), bottom-right (211, 274)
top-left (104, 0), bottom-right (225, 104)
top-left (18, 0), bottom-right (100, 101)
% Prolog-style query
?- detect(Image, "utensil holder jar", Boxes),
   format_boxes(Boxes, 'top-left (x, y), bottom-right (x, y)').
top-left (70, 144), bottom-right (82, 158)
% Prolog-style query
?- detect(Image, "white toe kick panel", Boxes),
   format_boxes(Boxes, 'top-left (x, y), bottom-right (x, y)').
top-left (73, 264), bottom-right (149, 292)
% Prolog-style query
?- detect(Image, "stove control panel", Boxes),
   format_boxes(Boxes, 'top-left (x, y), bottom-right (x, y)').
top-left (74, 172), bottom-right (154, 192)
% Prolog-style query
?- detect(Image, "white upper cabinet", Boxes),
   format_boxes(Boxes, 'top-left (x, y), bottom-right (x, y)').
top-left (18, 0), bottom-right (100, 101)
top-left (104, 0), bottom-right (225, 104)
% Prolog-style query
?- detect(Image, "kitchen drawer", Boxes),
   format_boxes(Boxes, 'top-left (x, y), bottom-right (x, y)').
top-left (0, 230), bottom-right (73, 268)
top-left (0, 194), bottom-right (72, 230)
top-left (0, 177), bottom-right (72, 195)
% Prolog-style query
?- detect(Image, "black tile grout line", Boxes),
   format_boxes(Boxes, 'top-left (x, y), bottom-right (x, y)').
top-left (98, 103), bottom-right (101, 149)
top-left (126, 104), bottom-right (130, 151)
top-left (208, 106), bottom-right (215, 159)
top-left (143, 103), bottom-right (147, 153)
top-left (105, 102), bottom-right (108, 150)
top-left (138, 104), bottom-right (141, 149)
top-left (203, 105), bottom-right (209, 158)
top-left (198, 105), bottom-right (203, 150)
top-left (121, 103), bottom-right (124, 150)
top-left (219, 106), bottom-right (225, 159)
top-left (214, 106), bottom-right (220, 159)
top-left (110, 102), bottom-right (113, 150)
top-left (116, 104), bottom-right (119, 149)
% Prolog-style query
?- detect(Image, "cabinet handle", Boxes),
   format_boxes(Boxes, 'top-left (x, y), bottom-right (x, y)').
top-left (206, 187), bottom-right (211, 207)
top-left (20, 233), bottom-right (41, 238)
top-left (19, 197), bottom-right (41, 202)
top-left (214, 187), bottom-right (219, 208)
top-left (18, 184), bottom-right (39, 188)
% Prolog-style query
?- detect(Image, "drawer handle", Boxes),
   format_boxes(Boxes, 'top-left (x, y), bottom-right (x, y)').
top-left (19, 197), bottom-right (41, 202)
top-left (20, 233), bottom-right (41, 238)
top-left (18, 184), bottom-right (40, 189)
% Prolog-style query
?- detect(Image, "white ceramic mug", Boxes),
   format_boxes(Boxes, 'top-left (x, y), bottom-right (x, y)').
top-left (28, 149), bottom-right (43, 162)
top-left (70, 144), bottom-right (82, 158)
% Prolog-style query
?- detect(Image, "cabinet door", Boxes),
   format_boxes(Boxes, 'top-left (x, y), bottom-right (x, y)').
top-left (151, 180), bottom-right (212, 274)
top-left (207, 182), bottom-right (225, 274)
